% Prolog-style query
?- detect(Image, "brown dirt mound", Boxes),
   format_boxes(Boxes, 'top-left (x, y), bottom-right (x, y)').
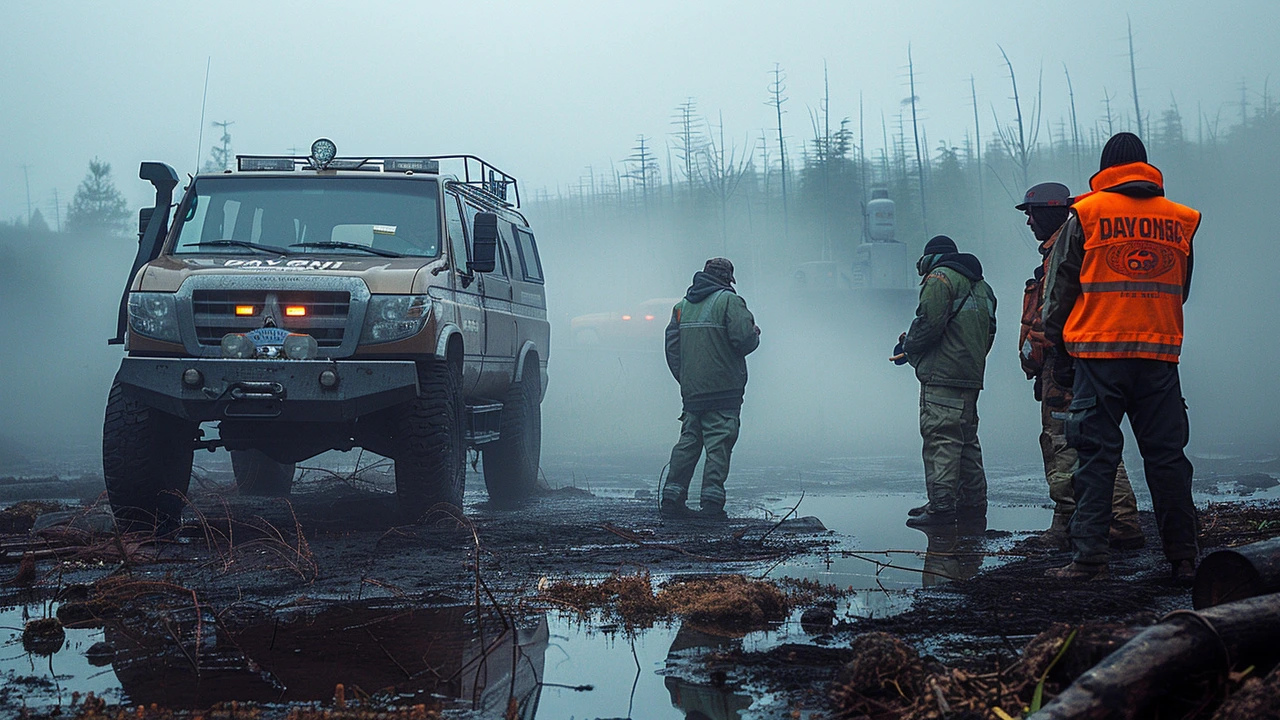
top-left (827, 623), bottom-right (1140, 720)
top-left (658, 575), bottom-right (790, 631)
top-left (540, 572), bottom-right (790, 631)
top-left (0, 500), bottom-right (63, 533)
top-left (1212, 665), bottom-right (1280, 720)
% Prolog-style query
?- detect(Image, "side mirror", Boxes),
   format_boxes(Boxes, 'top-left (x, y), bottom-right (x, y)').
top-left (138, 207), bottom-right (154, 242)
top-left (468, 212), bottom-right (498, 273)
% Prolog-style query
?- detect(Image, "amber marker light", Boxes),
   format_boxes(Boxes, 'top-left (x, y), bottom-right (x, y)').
top-left (235, 305), bottom-right (255, 316)
top-left (285, 306), bottom-right (307, 317)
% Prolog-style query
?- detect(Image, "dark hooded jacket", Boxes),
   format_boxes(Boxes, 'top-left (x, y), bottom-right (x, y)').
top-left (664, 271), bottom-right (760, 412)
top-left (902, 253), bottom-right (998, 388)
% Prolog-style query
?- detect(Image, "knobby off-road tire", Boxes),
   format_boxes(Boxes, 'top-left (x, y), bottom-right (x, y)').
top-left (482, 370), bottom-right (542, 506)
top-left (393, 359), bottom-right (466, 521)
top-left (230, 449), bottom-right (295, 497)
top-left (102, 380), bottom-right (197, 531)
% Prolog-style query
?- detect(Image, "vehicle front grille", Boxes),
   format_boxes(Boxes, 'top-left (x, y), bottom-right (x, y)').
top-left (191, 289), bottom-right (351, 347)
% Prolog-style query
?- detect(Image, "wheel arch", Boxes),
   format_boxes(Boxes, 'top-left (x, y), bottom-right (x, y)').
top-left (514, 340), bottom-right (545, 398)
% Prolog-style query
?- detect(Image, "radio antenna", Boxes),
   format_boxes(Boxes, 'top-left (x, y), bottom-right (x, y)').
top-left (194, 57), bottom-right (211, 173)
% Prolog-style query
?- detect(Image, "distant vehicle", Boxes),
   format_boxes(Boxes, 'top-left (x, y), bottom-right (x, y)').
top-left (791, 261), bottom-right (850, 291)
top-left (569, 297), bottom-right (680, 349)
top-left (103, 139), bottom-right (551, 528)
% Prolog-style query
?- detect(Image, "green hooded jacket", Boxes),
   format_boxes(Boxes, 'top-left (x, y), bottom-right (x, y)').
top-left (903, 254), bottom-right (997, 389)
top-left (665, 272), bottom-right (760, 412)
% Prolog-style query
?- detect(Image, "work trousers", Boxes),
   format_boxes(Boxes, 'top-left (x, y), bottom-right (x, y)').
top-left (919, 385), bottom-right (987, 514)
top-left (1065, 358), bottom-right (1197, 565)
top-left (1039, 361), bottom-right (1141, 537)
top-left (663, 409), bottom-right (740, 510)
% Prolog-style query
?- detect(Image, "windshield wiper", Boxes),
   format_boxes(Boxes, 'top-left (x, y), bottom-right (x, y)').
top-left (289, 241), bottom-right (404, 258)
top-left (189, 239), bottom-right (294, 255)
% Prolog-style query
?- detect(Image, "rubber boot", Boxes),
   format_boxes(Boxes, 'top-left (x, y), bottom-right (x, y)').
top-left (1030, 513), bottom-right (1071, 551)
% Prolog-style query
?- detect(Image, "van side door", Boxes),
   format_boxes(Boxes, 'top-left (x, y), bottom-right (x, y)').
top-left (444, 189), bottom-right (483, 394)
top-left (465, 202), bottom-right (516, 398)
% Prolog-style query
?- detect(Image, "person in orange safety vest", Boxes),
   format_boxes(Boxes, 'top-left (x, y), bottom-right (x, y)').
top-left (1016, 182), bottom-right (1143, 553)
top-left (1042, 132), bottom-right (1202, 585)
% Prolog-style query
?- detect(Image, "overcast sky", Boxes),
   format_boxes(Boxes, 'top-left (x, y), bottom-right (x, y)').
top-left (2, 0), bottom-right (1276, 223)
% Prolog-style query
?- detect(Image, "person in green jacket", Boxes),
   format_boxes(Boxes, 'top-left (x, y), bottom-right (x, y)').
top-left (662, 258), bottom-right (760, 520)
top-left (897, 235), bottom-right (997, 528)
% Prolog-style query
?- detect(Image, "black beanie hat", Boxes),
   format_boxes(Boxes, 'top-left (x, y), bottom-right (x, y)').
top-left (923, 235), bottom-right (958, 255)
top-left (1099, 132), bottom-right (1147, 170)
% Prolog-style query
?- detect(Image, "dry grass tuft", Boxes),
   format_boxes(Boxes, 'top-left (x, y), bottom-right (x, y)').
top-left (658, 575), bottom-right (789, 631)
top-left (541, 572), bottom-right (790, 632)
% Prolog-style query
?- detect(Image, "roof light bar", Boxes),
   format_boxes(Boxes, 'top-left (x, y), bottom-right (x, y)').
top-left (238, 157), bottom-right (295, 171)
top-left (386, 158), bottom-right (440, 173)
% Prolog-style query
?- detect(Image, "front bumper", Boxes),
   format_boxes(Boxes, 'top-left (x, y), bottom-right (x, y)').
top-left (116, 357), bottom-right (419, 422)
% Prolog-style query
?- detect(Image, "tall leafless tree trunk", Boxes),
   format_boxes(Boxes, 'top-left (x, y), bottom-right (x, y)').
top-left (768, 64), bottom-right (790, 243)
top-left (907, 44), bottom-right (928, 238)
top-left (1128, 16), bottom-right (1144, 138)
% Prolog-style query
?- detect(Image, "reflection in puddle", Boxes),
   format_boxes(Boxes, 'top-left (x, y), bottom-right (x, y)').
top-left (106, 601), bottom-right (547, 714)
top-left (663, 626), bottom-right (753, 720)
top-left (1, 601), bottom-right (548, 716)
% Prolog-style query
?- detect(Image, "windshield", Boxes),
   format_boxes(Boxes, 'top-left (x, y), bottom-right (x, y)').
top-left (170, 176), bottom-right (441, 257)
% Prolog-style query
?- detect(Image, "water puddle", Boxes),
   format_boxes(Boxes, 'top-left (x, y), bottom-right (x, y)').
top-left (2, 600), bottom-right (547, 716)
top-left (0, 490), bottom-right (1055, 718)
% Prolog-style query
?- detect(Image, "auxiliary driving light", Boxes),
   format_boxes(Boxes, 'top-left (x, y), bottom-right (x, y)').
top-left (318, 369), bottom-right (340, 389)
top-left (220, 333), bottom-right (257, 359)
top-left (235, 305), bottom-right (255, 316)
top-left (285, 305), bottom-right (306, 317)
top-left (311, 138), bottom-right (337, 169)
top-left (283, 333), bottom-right (319, 360)
top-left (182, 368), bottom-right (203, 387)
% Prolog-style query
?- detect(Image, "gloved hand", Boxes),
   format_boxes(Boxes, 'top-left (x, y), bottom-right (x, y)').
top-left (890, 333), bottom-right (909, 365)
top-left (1052, 353), bottom-right (1076, 390)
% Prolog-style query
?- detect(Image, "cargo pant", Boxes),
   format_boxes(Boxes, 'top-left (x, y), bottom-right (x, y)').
top-left (1040, 356), bottom-right (1141, 539)
top-left (1065, 358), bottom-right (1197, 566)
top-left (919, 385), bottom-right (987, 514)
top-left (663, 410), bottom-right (740, 511)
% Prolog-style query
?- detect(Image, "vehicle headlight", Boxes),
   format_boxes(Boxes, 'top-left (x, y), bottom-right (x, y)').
top-left (127, 292), bottom-right (180, 343)
top-left (360, 295), bottom-right (431, 344)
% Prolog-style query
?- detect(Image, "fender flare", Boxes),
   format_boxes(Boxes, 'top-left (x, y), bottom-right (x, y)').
top-left (435, 323), bottom-right (463, 361)
top-left (514, 340), bottom-right (547, 399)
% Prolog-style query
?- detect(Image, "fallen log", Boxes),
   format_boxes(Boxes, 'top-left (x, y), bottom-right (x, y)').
top-left (1193, 536), bottom-right (1280, 609)
top-left (1029, 592), bottom-right (1280, 719)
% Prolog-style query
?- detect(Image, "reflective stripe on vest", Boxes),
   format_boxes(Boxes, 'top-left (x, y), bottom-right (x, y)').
top-left (678, 290), bottom-right (729, 329)
top-left (1062, 162), bottom-right (1201, 363)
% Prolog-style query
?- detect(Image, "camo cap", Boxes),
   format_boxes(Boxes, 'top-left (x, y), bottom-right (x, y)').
top-left (703, 257), bottom-right (736, 283)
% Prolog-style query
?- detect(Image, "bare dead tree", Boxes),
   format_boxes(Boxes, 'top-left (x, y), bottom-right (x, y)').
top-left (768, 64), bottom-right (790, 241)
top-left (701, 111), bottom-right (755, 253)
top-left (1065, 64), bottom-right (1083, 178)
top-left (622, 135), bottom-right (659, 220)
top-left (992, 44), bottom-right (1043, 191)
top-left (1127, 16), bottom-right (1144, 138)
top-left (907, 44), bottom-right (929, 237)
top-left (970, 75), bottom-right (985, 237)
top-left (670, 98), bottom-right (704, 206)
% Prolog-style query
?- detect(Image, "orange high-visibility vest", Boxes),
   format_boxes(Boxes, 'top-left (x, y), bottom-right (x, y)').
top-left (1063, 162), bottom-right (1201, 363)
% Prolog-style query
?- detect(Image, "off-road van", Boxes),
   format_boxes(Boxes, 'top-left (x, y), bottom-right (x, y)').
top-left (104, 140), bottom-right (549, 527)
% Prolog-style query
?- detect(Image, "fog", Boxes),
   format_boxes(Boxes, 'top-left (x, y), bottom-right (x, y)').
top-left (2, 0), bottom-right (1278, 475)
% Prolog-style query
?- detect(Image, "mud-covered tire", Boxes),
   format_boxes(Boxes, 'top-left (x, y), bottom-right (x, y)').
top-left (102, 380), bottom-right (197, 531)
top-left (482, 370), bottom-right (542, 506)
top-left (230, 450), bottom-right (295, 497)
top-left (393, 359), bottom-right (466, 520)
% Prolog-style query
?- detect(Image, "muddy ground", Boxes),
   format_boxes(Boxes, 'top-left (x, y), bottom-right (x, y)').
top-left (1, 455), bottom-right (1279, 719)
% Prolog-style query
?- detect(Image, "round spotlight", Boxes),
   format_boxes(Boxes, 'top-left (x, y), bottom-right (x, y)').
top-left (182, 368), bottom-right (203, 387)
top-left (311, 138), bottom-right (337, 168)
top-left (318, 369), bottom-right (340, 389)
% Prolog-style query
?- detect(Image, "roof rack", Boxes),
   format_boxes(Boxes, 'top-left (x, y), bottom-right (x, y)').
top-left (427, 155), bottom-right (521, 209)
top-left (232, 153), bottom-right (521, 210)
top-left (235, 155), bottom-right (444, 174)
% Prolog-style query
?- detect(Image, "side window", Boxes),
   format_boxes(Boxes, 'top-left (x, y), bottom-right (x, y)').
top-left (444, 193), bottom-right (470, 273)
top-left (514, 228), bottom-right (544, 283)
top-left (493, 223), bottom-right (515, 279)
